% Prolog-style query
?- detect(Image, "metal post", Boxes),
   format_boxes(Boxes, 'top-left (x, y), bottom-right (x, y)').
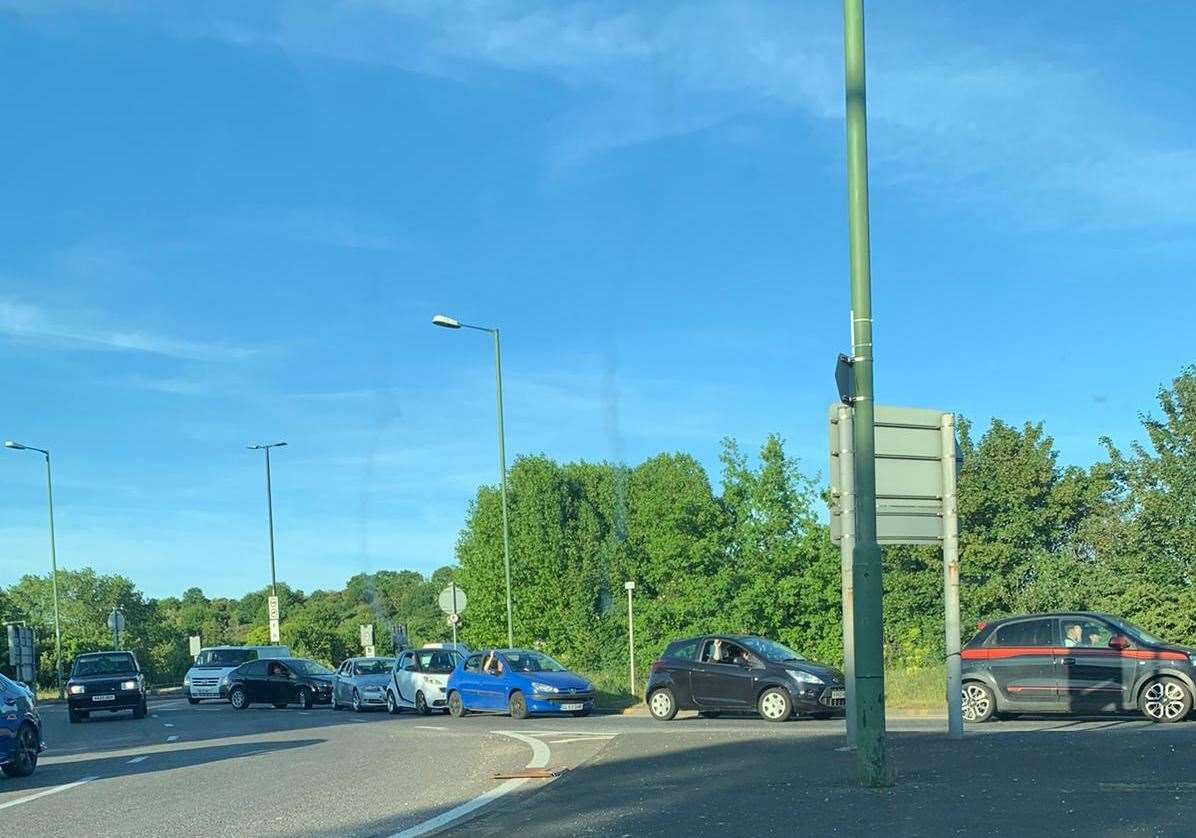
top-left (44, 452), bottom-right (64, 699)
top-left (493, 329), bottom-right (515, 649)
top-left (626, 583), bottom-right (636, 697)
top-left (265, 446), bottom-right (278, 596)
top-left (843, 0), bottom-right (892, 786)
top-left (941, 414), bottom-right (962, 738)
top-left (836, 406), bottom-right (858, 746)
top-left (451, 585), bottom-right (459, 648)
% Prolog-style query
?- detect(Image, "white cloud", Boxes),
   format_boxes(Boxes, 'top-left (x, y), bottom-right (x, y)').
top-left (0, 297), bottom-right (254, 362)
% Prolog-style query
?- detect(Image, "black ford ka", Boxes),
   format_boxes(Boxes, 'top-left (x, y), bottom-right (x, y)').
top-left (961, 612), bottom-right (1196, 724)
top-left (646, 635), bottom-right (846, 722)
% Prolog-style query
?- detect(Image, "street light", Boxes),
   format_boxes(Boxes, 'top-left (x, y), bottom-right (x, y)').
top-left (625, 581), bottom-right (636, 697)
top-left (5, 440), bottom-right (65, 698)
top-left (247, 442), bottom-right (287, 600)
top-left (433, 313), bottom-right (514, 649)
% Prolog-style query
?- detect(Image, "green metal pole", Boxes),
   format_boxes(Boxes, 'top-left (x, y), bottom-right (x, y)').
top-left (265, 446), bottom-right (278, 597)
top-left (44, 452), bottom-right (64, 700)
top-left (843, 0), bottom-right (893, 787)
top-left (493, 328), bottom-right (515, 649)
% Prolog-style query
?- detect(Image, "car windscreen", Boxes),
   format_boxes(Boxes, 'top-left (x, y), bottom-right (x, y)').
top-left (1107, 616), bottom-right (1164, 646)
top-left (503, 652), bottom-right (567, 673)
top-left (289, 659), bottom-right (333, 676)
top-left (416, 650), bottom-right (460, 673)
top-left (73, 653), bottom-right (137, 676)
top-left (737, 637), bottom-right (805, 662)
top-left (195, 649), bottom-right (257, 668)
top-left (353, 659), bottom-right (394, 676)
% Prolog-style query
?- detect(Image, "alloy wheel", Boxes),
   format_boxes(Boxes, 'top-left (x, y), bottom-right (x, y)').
top-left (961, 683), bottom-right (992, 723)
top-left (649, 690), bottom-right (674, 720)
top-left (416, 692), bottom-right (428, 715)
top-left (1143, 679), bottom-right (1188, 722)
top-left (759, 689), bottom-right (790, 721)
top-left (13, 726), bottom-right (38, 776)
top-left (352, 690), bottom-right (361, 712)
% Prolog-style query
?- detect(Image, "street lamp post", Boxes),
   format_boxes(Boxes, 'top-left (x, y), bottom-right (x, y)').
top-left (5, 440), bottom-right (65, 698)
top-left (248, 442), bottom-right (287, 638)
top-left (433, 314), bottom-right (515, 649)
top-left (625, 581), bottom-right (636, 697)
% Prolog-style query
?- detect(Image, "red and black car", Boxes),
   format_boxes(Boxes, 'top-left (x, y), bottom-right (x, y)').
top-left (961, 612), bottom-right (1196, 724)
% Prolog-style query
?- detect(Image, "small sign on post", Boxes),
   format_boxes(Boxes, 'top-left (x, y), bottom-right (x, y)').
top-left (360, 624), bottom-right (374, 652)
top-left (189, 635), bottom-right (202, 657)
top-left (268, 595), bottom-right (281, 643)
top-left (439, 584), bottom-right (467, 648)
top-left (108, 608), bottom-right (126, 649)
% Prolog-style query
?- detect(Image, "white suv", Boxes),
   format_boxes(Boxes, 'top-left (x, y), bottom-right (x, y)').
top-left (184, 646), bottom-right (291, 704)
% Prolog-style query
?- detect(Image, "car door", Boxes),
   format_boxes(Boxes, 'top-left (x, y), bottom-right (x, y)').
top-left (394, 652), bottom-right (417, 705)
top-left (690, 639), bottom-right (757, 709)
top-left (0, 676), bottom-right (17, 762)
top-left (1059, 618), bottom-right (1133, 712)
top-left (240, 660), bottom-right (270, 702)
top-left (267, 662), bottom-right (296, 704)
top-left (458, 653), bottom-right (485, 708)
top-left (333, 662), bottom-right (348, 705)
top-left (475, 652), bottom-right (509, 710)
top-left (987, 618), bottom-right (1063, 710)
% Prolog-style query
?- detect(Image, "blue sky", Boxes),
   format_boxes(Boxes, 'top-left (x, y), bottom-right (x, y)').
top-left (2, 1), bottom-right (1193, 599)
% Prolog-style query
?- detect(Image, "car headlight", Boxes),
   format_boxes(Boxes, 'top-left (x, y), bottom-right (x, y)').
top-left (531, 682), bottom-right (560, 694)
top-left (220, 673), bottom-right (232, 687)
top-left (69, 684), bottom-right (85, 695)
top-left (789, 669), bottom-right (824, 685)
top-left (121, 680), bottom-right (139, 691)
top-left (183, 674), bottom-right (191, 686)
top-left (362, 684), bottom-right (382, 693)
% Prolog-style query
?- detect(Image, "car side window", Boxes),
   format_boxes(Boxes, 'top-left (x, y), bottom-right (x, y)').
top-left (993, 619), bottom-right (1056, 647)
top-left (402, 654), bottom-right (417, 672)
top-left (242, 660), bottom-right (269, 677)
top-left (664, 639), bottom-right (699, 661)
top-left (464, 654), bottom-right (482, 674)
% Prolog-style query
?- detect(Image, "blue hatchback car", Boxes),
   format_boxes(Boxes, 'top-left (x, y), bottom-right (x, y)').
top-left (1, 673), bottom-right (44, 778)
top-left (446, 649), bottom-right (595, 719)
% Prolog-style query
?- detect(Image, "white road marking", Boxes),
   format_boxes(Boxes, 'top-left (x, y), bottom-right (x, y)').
top-left (349, 718), bottom-right (368, 723)
top-left (162, 723), bottom-right (175, 728)
top-left (387, 731), bottom-right (552, 838)
top-left (298, 712), bottom-right (311, 716)
top-left (0, 777), bottom-right (99, 812)
top-left (166, 735), bottom-right (179, 742)
top-left (414, 725), bottom-right (447, 731)
top-left (546, 736), bottom-right (613, 744)
top-left (126, 756), bottom-right (148, 764)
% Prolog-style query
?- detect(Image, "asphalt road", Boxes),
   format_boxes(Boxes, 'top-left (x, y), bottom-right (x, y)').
top-left (2, 699), bottom-right (1190, 837)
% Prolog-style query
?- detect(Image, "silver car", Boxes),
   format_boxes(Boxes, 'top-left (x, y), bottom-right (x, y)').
top-left (331, 657), bottom-right (396, 712)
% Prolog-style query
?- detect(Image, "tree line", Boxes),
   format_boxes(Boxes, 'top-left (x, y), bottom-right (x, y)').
top-left (2, 366), bottom-right (1193, 690)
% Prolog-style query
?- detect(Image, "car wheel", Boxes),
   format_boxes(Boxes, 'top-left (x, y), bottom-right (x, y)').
top-left (758, 687), bottom-right (792, 722)
top-left (508, 690), bottom-right (528, 720)
top-left (1141, 676), bottom-right (1192, 723)
top-left (648, 687), bottom-right (678, 722)
top-left (187, 697), bottom-right (200, 705)
top-left (961, 682), bottom-right (996, 723)
top-left (697, 711), bottom-right (721, 718)
top-left (298, 688), bottom-right (313, 710)
top-left (386, 691), bottom-right (401, 715)
top-left (0, 724), bottom-right (39, 778)
top-left (229, 687), bottom-right (249, 710)
top-left (133, 700), bottom-right (147, 720)
top-left (416, 691), bottom-right (431, 715)
top-left (352, 690), bottom-right (363, 712)
top-left (448, 690), bottom-right (466, 718)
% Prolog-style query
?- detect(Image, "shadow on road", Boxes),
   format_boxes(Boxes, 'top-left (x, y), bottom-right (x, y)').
top-left (1, 737), bottom-right (325, 797)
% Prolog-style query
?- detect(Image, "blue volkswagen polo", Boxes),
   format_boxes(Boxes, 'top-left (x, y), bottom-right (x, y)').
top-left (446, 649), bottom-right (595, 719)
top-left (1, 673), bottom-right (44, 778)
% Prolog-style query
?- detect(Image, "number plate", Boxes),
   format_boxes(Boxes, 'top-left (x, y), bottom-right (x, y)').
top-left (560, 703), bottom-right (583, 711)
top-left (830, 689), bottom-right (846, 700)
top-left (92, 694), bottom-right (116, 702)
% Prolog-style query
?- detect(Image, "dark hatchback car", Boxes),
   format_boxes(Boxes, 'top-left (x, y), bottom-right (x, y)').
top-left (223, 657), bottom-right (335, 710)
top-left (962, 612), bottom-right (1196, 724)
top-left (1, 673), bottom-right (44, 778)
top-left (66, 651), bottom-right (147, 723)
top-left (646, 635), bottom-right (845, 722)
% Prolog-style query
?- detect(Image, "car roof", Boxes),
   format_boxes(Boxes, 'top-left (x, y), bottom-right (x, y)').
top-left (986, 612), bottom-right (1115, 624)
top-left (76, 650), bottom-right (134, 658)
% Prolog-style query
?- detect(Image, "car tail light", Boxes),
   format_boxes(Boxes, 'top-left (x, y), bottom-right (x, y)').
top-left (976, 621), bottom-right (987, 631)
top-left (650, 661), bottom-right (665, 673)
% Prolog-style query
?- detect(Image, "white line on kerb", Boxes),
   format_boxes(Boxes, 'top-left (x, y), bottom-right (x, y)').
top-left (162, 723), bottom-right (175, 728)
top-left (166, 735), bottom-right (179, 742)
top-left (0, 777), bottom-right (99, 812)
top-left (547, 736), bottom-right (613, 744)
top-left (413, 725), bottom-right (447, 731)
top-left (387, 731), bottom-right (552, 838)
top-left (126, 756), bottom-right (148, 764)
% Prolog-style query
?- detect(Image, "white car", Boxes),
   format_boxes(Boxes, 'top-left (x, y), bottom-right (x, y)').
top-left (386, 647), bottom-right (465, 715)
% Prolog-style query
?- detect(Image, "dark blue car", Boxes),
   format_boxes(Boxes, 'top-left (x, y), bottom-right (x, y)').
top-left (0, 672), bottom-right (44, 778)
top-left (446, 649), bottom-right (594, 719)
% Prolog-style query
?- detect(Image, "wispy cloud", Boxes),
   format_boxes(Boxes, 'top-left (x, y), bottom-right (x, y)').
top-left (0, 297), bottom-right (254, 362)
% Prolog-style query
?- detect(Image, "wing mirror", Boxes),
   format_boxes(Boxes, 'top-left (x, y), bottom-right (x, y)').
top-left (1108, 635), bottom-right (1130, 651)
